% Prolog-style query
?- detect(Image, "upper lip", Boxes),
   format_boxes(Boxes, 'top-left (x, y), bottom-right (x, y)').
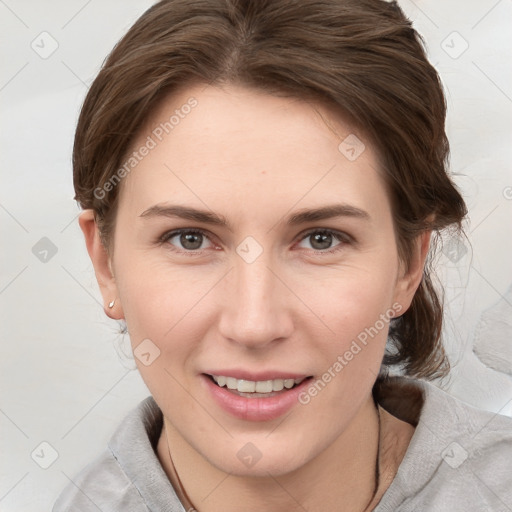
top-left (204, 370), bottom-right (310, 381)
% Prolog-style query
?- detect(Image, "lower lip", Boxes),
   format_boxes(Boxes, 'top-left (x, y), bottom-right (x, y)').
top-left (202, 375), bottom-right (312, 422)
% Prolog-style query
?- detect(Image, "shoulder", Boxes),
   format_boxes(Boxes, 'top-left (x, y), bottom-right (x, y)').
top-left (52, 449), bottom-right (147, 512)
top-left (53, 396), bottom-right (182, 512)
top-left (416, 377), bottom-right (512, 466)
top-left (374, 376), bottom-right (512, 511)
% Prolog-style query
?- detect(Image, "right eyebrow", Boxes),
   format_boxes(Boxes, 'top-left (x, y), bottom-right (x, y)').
top-left (140, 204), bottom-right (233, 230)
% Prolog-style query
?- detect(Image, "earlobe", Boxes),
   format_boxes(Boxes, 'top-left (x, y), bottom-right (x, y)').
top-left (78, 210), bottom-right (124, 320)
top-left (393, 230), bottom-right (432, 313)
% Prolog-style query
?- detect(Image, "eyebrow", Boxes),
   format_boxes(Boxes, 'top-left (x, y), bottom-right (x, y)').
top-left (139, 203), bottom-right (370, 231)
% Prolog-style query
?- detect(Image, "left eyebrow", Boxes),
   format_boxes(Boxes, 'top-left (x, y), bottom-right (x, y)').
top-left (286, 204), bottom-right (370, 225)
top-left (139, 202), bottom-right (370, 231)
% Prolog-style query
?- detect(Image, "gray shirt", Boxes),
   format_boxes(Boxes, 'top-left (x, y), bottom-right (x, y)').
top-left (53, 376), bottom-right (512, 511)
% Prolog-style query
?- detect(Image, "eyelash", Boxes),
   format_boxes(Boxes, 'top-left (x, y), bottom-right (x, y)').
top-left (158, 228), bottom-right (352, 256)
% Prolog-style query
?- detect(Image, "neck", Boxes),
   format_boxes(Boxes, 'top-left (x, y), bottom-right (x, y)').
top-left (156, 393), bottom-right (405, 512)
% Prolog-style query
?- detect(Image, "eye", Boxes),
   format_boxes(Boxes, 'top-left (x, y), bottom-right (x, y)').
top-left (296, 229), bottom-right (349, 253)
top-left (159, 227), bottom-right (351, 255)
top-left (161, 229), bottom-right (215, 252)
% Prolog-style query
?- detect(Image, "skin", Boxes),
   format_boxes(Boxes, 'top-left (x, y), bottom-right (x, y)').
top-left (80, 83), bottom-right (429, 511)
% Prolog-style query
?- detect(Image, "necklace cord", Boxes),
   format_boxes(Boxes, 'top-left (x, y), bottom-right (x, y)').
top-left (164, 421), bottom-right (196, 510)
top-left (363, 401), bottom-right (381, 512)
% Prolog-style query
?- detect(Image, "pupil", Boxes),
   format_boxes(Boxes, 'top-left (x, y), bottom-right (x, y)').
top-left (182, 233), bottom-right (202, 250)
top-left (312, 232), bottom-right (332, 250)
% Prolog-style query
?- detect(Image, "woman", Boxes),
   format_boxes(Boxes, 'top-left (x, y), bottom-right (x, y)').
top-left (53, 0), bottom-right (512, 510)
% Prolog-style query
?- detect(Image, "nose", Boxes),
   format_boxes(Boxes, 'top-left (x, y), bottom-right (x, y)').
top-left (217, 253), bottom-right (294, 350)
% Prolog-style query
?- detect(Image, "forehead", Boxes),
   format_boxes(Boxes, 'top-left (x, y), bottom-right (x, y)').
top-left (118, 83), bottom-right (390, 222)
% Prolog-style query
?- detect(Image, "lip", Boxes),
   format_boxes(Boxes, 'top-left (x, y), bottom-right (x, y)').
top-left (201, 373), bottom-right (313, 422)
top-left (205, 369), bottom-right (309, 381)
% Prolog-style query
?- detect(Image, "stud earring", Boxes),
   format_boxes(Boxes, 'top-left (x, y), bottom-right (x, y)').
top-left (108, 299), bottom-right (115, 308)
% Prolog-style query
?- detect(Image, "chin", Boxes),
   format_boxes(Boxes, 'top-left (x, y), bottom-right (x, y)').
top-left (204, 439), bottom-right (315, 478)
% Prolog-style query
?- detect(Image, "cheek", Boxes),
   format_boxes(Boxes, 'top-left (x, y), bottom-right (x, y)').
top-left (304, 264), bottom-right (399, 388)
top-left (116, 243), bottom-right (400, 356)
top-left (313, 264), bottom-right (399, 338)
top-left (116, 266), bottom-right (213, 414)
top-left (114, 256), bottom-right (223, 394)
top-left (115, 240), bottom-right (215, 335)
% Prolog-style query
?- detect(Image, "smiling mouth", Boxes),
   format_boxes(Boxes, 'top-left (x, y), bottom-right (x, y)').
top-left (206, 374), bottom-right (313, 398)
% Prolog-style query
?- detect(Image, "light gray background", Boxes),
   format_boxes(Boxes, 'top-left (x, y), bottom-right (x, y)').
top-left (1, 1), bottom-right (511, 510)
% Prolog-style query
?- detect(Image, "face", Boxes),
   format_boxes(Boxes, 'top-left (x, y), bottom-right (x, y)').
top-left (86, 83), bottom-right (423, 477)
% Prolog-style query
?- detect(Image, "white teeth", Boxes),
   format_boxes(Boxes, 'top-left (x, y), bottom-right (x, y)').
top-left (273, 379), bottom-right (284, 391)
top-left (255, 380), bottom-right (273, 393)
top-left (212, 375), bottom-right (306, 393)
top-left (226, 377), bottom-right (238, 390)
top-left (238, 380), bottom-right (256, 392)
top-left (215, 376), bottom-right (227, 387)
top-left (284, 379), bottom-right (295, 389)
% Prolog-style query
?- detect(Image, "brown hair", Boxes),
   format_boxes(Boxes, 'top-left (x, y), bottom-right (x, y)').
top-left (73, 0), bottom-right (467, 380)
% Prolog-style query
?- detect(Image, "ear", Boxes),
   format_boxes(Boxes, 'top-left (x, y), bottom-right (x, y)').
top-left (392, 230), bottom-right (432, 314)
top-left (78, 210), bottom-right (124, 320)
